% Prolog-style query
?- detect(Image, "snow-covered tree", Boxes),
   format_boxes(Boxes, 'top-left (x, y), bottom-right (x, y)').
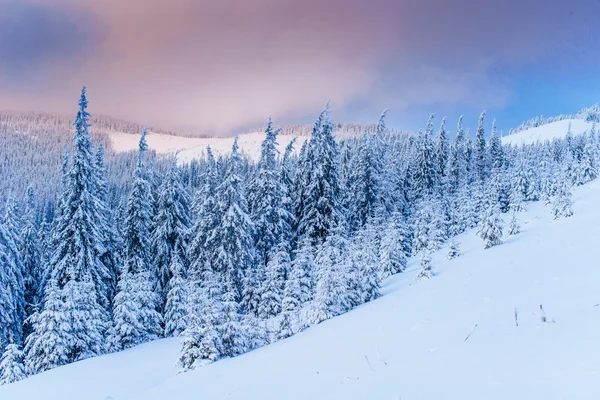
top-left (111, 129), bottom-right (163, 350)
top-left (164, 249), bottom-right (188, 337)
top-left (551, 169), bottom-right (574, 219)
top-left (151, 158), bottom-right (191, 312)
top-left (379, 212), bottom-right (408, 279)
top-left (447, 239), bottom-right (461, 260)
top-left (296, 105), bottom-right (342, 244)
top-left (25, 87), bottom-right (107, 373)
top-left (477, 204), bottom-right (504, 249)
top-left (257, 243), bottom-right (288, 319)
top-left (416, 252), bottom-right (434, 280)
top-left (0, 343), bottom-right (26, 385)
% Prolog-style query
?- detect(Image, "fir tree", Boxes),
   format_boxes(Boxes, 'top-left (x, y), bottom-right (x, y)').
top-left (151, 158), bottom-right (191, 312)
top-left (257, 243), bottom-right (288, 319)
top-left (551, 168), bottom-right (574, 219)
top-left (25, 87), bottom-right (107, 372)
top-left (507, 210), bottom-right (520, 236)
top-left (379, 212), bottom-right (408, 279)
top-left (164, 249), bottom-right (188, 337)
top-left (0, 343), bottom-right (26, 385)
top-left (473, 111), bottom-right (488, 182)
top-left (214, 138), bottom-right (255, 307)
top-left (416, 252), bottom-right (434, 280)
top-left (477, 204), bottom-right (504, 249)
top-left (19, 186), bottom-right (42, 319)
top-left (111, 129), bottom-right (163, 350)
top-left (447, 239), bottom-right (461, 260)
top-left (297, 105), bottom-right (342, 244)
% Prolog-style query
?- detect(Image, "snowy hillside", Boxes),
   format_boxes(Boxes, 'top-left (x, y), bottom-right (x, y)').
top-left (3, 178), bottom-right (600, 400)
top-left (110, 127), bottom-right (368, 162)
top-left (502, 119), bottom-right (595, 146)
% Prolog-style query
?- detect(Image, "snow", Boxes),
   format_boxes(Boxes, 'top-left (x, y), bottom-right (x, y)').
top-left (3, 179), bottom-right (600, 399)
top-left (502, 119), bottom-right (594, 146)
top-left (109, 129), bottom-right (362, 163)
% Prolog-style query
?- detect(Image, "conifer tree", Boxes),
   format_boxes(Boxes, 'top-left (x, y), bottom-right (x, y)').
top-left (447, 239), bottom-right (461, 260)
top-left (0, 343), bottom-right (26, 385)
top-left (508, 210), bottom-right (520, 236)
top-left (151, 158), bottom-right (191, 312)
top-left (25, 87), bottom-right (107, 372)
top-left (257, 243), bottom-right (288, 319)
top-left (551, 168), bottom-right (574, 219)
top-left (111, 129), bottom-right (163, 350)
top-left (379, 212), bottom-right (408, 279)
top-left (19, 186), bottom-right (41, 318)
top-left (248, 118), bottom-right (291, 269)
top-left (474, 111), bottom-right (488, 182)
top-left (435, 117), bottom-right (450, 179)
top-left (214, 138), bottom-right (255, 307)
top-left (297, 105), bottom-right (342, 244)
top-left (164, 249), bottom-right (188, 337)
top-left (416, 252), bottom-right (434, 280)
top-left (477, 204), bottom-right (504, 249)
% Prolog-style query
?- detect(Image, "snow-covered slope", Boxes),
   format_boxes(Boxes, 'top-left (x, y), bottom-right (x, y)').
top-left (502, 119), bottom-right (594, 146)
top-left (3, 179), bottom-right (600, 400)
top-left (110, 128), bottom-right (363, 162)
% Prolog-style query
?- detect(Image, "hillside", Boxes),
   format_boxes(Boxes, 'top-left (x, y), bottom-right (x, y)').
top-left (2, 170), bottom-right (599, 400)
top-left (502, 119), bottom-right (596, 146)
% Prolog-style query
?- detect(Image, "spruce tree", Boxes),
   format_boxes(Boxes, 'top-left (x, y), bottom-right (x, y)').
top-left (477, 204), bottom-right (504, 249)
top-left (164, 249), bottom-right (188, 337)
top-left (447, 239), bottom-right (461, 260)
top-left (19, 186), bottom-right (42, 319)
top-left (151, 158), bottom-right (191, 312)
top-left (213, 138), bottom-right (255, 308)
top-left (551, 168), bottom-right (574, 219)
top-left (0, 343), bottom-right (26, 385)
top-left (296, 105), bottom-right (342, 244)
top-left (257, 243), bottom-right (288, 319)
top-left (474, 111), bottom-right (488, 182)
top-left (416, 252), bottom-right (434, 280)
top-left (25, 87), bottom-right (107, 372)
top-left (379, 212), bottom-right (408, 279)
top-left (111, 129), bottom-right (163, 350)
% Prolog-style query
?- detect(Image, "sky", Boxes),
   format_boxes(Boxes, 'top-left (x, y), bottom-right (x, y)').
top-left (0, 0), bottom-right (599, 136)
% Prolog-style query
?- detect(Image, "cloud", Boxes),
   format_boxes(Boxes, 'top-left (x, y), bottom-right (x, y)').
top-left (0, 0), bottom-right (598, 133)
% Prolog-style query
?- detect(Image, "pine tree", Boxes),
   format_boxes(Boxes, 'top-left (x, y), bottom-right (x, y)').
top-left (214, 138), bottom-right (255, 308)
top-left (379, 212), bottom-right (408, 279)
top-left (416, 252), bottom-right (434, 280)
top-left (435, 117), bottom-right (450, 179)
top-left (348, 135), bottom-right (378, 229)
top-left (551, 168), bottom-right (574, 219)
top-left (248, 118), bottom-right (291, 269)
top-left (164, 249), bottom-right (188, 337)
top-left (307, 228), bottom-right (347, 324)
top-left (111, 129), bottom-right (163, 350)
top-left (0, 222), bottom-right (25, 354)
top-left (179, 270), bottom-right (223, 369)
top-left (297, 105), bottom-right (342, 244)
top-left (477, 204), bottom-right (504, 249)
top-left (19, 186), bottom-right (42, 319)
top-left (93, 142), bottom-right (118, 313)
top-left (474, 111), bottom-right (488, 182)
top-left (0, 343), bottom-right (26, 385)
top-left (151, 158), bottom-right (191, 312)
top-left (508, 210), bottom-right (520, 236)
top-left (188, 146), bottom-right (219, 280)
top-left (412, 127), bottom-right (436, 198)
top-left (25, 87), bottom-right (107, 372)
top-left (352, 228), bottom-right (381, 303)
top-left (285, 237), bottom-right (315, 306)
top-left (257, 243), bottom-right (288, 319)
top-left (447, 239), bottom-right (461, 260)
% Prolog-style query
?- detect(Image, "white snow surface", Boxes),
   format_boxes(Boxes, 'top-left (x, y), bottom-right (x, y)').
top-left (3, 181), bottom-right (600, 399)
top-left (109, 129), bottom-right (362, 163)
top-left (502, 119), bottom-right (594, 146)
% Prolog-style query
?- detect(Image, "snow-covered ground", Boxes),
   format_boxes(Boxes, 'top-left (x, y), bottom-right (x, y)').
top-left (501, 119), bottom-right (594, 146)
top-left (3, 175), bottom-right (600, 400)
top-left (110, 128), bottom-right (361, 163)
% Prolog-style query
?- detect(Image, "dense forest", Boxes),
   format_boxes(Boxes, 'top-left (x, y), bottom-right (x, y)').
top-left (1, 87), bottom-right (599, 384)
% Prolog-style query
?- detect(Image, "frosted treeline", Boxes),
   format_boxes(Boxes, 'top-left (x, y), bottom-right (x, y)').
top-left (0, 88), bottom-right (598, 383)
